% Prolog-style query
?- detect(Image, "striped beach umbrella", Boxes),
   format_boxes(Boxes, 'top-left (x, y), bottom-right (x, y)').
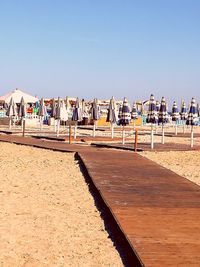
top-left (131, 102), bottom-right (138, 120)
top-left (158, 97), bottom-right (168, 124)
top-left (158, 97), bottom-right (168, 144)
top-left (146, 94), bottom-right (158, 149)
top-left (118, 97), bottom-right (131, 145)
top-left (146, 94), bottom-right (158, 124)
top-left (171, 101), bottom-right (180, 121)
top-left (118, 97), bottom-right (131, 126)
top-left (186, 97), bottom-right (198, 148)
top-left (186, 97), bottom-right (198, 126)
top-left (180, 101), bottom-right (188, 120)
top-left (156, 101), bottom-right (160, 112)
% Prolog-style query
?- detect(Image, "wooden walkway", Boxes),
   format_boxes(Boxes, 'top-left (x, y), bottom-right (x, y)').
top-left (1, 135), bottom-right (200, 266)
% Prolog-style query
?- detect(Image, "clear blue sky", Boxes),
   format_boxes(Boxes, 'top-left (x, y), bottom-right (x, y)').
top-left (0, 0), bottom-right (200, 105)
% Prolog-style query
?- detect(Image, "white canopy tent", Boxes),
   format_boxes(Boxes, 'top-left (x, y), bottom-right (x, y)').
top-left (0, 88), bottom-right (38, 104)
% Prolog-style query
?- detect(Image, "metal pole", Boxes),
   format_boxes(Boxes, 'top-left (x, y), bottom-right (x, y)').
top-left (69, 125), bottom-right (72, 144)
top-left (191, 125), bottom-right (194, 148)
top-left (134, 129), bottom-right (138, 152)
top-left (22, 119), bottom-right (25, 137)
top-left (151, 123), bottom-right (154, 149)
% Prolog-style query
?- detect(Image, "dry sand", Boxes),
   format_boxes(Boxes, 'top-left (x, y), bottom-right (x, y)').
top-left (140, 150), bottom-right (200, 186)
top-left (0, 142), bottom-right (123, 267)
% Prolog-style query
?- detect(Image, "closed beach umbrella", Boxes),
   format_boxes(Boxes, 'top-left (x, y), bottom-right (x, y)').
top-left (51, 98), bottom-right (56, 118)
top-left (146, 94), bottom-right (158, 149)
top-left (107, 96), bottom-right (117, 138)
top-left (156, 101), bottom-right (160, 112)
top-left (180, 100), bottom-right (188, 134)
top-left (72, 97), bottom-right (83, 139)
top-left (6, 97), bottom-right (17, 118)
top-left (6, 97), bottom-right (17, 129)
top-left (180, 101), bottom-right (188, 120)
top-left (38, 98), bottom-right (47, 117)
top-left (119, 97), bottom-right (131, 126)
top-left (18, 97), bottom-right (26, 118)
top-left (118, 97), bottom-right (131, 145)
top-left (55, 97), bottom-right (62, 136)
top-left (18, 97), bottom-right (26, 134)
top-left (186, 97), bottom-right (198, 126)
top-left (146, 94), bottom-right (157, 124)
top-left (72, 97), bottom-right (82, 122)
top-left (131, 102), bottom-right (138, 120)
top-left (172, 101), bottom-right (180, 121)
top-left (91, 98), bottom-right (100, 137)
top-left (159, 97), bottom-right (168, 144)
top-left (172, 101), bottom-right (180, 135)
top-left (186, 97), bottom-right (198, 148)
top-left (38, 98), bottom-right (47, 130)
top-left (158, 97), bottom-right (168, 124)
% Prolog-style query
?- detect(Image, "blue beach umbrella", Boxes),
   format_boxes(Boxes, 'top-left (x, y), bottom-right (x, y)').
top-left (118, 97), bottom-right (131, 145)
top-left (156, 101), bottom-right (160, 112)
top-left (118, 97), bottom-right (131, 126)
top-left (131, 102), bottom-right (138, 120)
top-left (171, 101), bottom-right (180, 121)
top-left (158, 97), bottom-right (168, 144)
top-left (186, 97), bottom-right (198, 126)
top-left (146, 94), bottom-right (158, 149)
top-left (146, 94), bottom-right (158, 124)
top-left (186, 97), bottom-right (198, 148)
top-left (158, 97), bottom-right (168, 124)
top-left (180, 101), bottom-right (188, 120)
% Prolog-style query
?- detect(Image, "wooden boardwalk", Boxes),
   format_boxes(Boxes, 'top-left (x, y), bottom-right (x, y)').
top-left (1, 135), bottom-right (200, 266)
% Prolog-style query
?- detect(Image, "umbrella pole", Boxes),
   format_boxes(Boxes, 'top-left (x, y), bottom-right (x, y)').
top-left (40, 116), bottom-right (43, 131)
top-left (151, 123), bottom-right (154, 149)
top-left (54, 119), bottom-right (57, 132)
top-left (183, 122), bottom-right (185, 134)
top-left (175, 122), bottom-right (178, 135)
top-left (162, 124), bottom-right (165, 144)
top-left (74, 125), bottom-right (77, 139)
top-left (93, 122), bottom-right (96, 137)
top-left (122, 125), bottom-right (125, 145)
top-left (57, 119), bottom-right (60, 137)
top-left (111, 123), bottom-right (114, 139)
top-left (190, 125), bottom-right (194, 148)
top-left (9, 118), bottom-right (12, 130)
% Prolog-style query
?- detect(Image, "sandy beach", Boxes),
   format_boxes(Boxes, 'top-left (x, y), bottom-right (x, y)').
top-left (0, 142), bottom-right (123, 267)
